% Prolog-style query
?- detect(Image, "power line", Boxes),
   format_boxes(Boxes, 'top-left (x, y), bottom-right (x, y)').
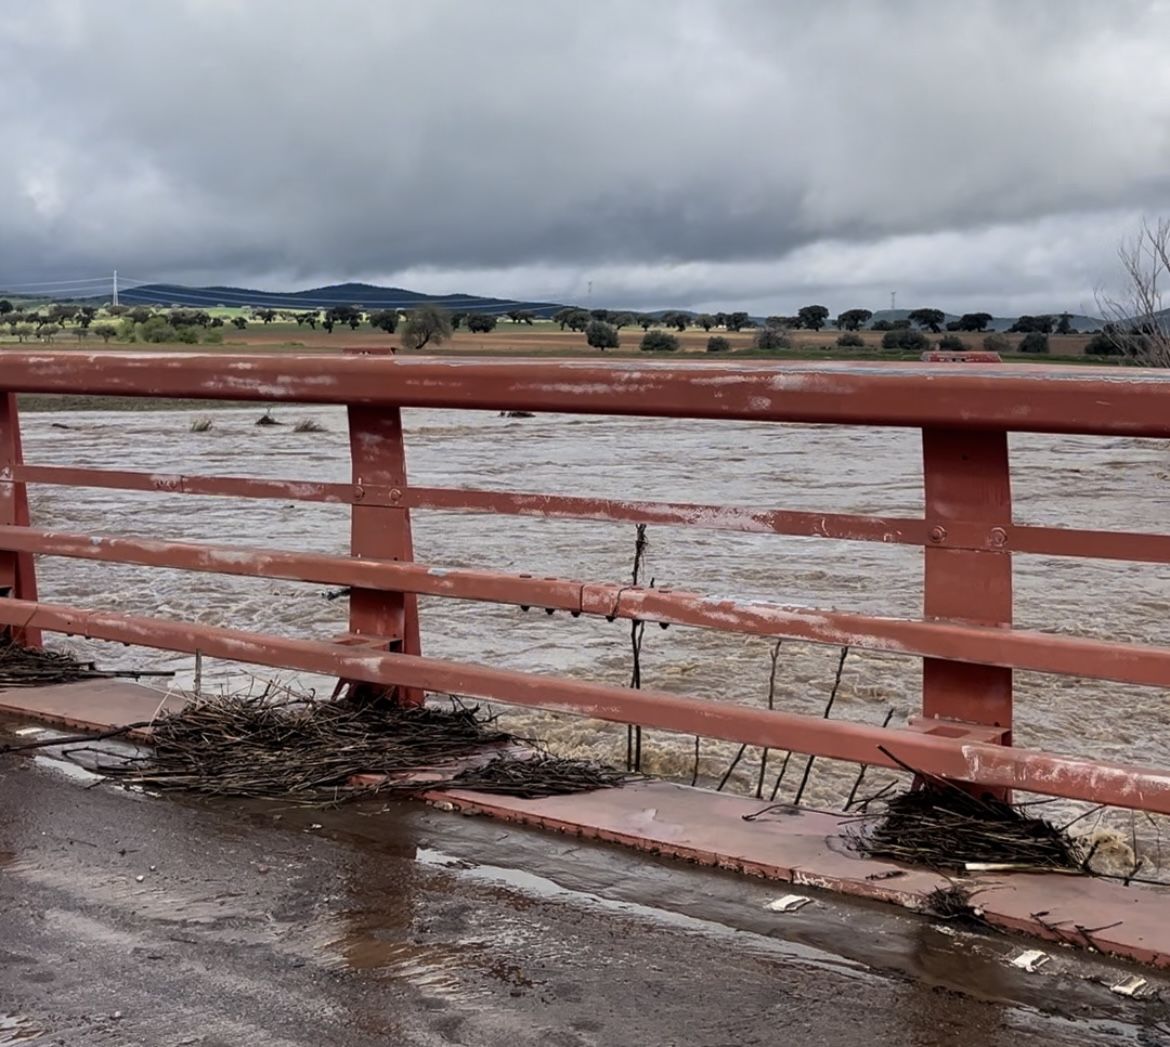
top-left (0, 274), bottom-right (112, 289)
top-left (0, 282), bottom-right (124, 297)
top-left (0, 276), bottom-right (158, 300)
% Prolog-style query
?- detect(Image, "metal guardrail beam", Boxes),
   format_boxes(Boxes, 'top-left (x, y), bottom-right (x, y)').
top-left (3, 352), bottom-right (1170, 435)
top-left (3, 525), bottom-right (1170, 690)
top-left (2, 595), bottom-right (1169, 814)
top-left (14, 465), bottom-right (1170, 564)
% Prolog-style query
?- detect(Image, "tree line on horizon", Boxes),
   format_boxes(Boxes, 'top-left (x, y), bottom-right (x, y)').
top-left (0, 295), bottom-right (1131, 358)
top-left (0, 297), bottom-right (544, 345)
top-left (544, 303), bottom-right (1118, 356)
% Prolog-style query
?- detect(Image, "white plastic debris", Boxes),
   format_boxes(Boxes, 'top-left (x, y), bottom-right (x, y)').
top-left (14, 726), bottom-right (46, 736)
top-left (1009, 949), bottom-right (1050, 973)
top-left (766, 894), bottom-right (812, 913)
top-left (964, 862), bottom-right (1079, 875)
top-left (1110, 975), bottom-right (1149, 998)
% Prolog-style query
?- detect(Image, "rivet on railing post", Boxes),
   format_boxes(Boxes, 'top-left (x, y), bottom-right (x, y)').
top-left (928, 525), bottom-right (947, 544)
top-left (989, 526), bottom-right (1007, 548)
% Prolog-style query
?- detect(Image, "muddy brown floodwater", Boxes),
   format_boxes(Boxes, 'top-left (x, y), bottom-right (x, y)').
top-left (18, 406), bottom-right (1170, 862)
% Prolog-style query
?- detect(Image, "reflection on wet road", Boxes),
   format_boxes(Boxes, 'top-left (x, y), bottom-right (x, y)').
top-left (2, 743), bottom-right (1167, 1045)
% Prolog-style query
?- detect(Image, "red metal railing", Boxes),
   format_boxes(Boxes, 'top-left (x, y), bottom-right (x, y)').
top-left (3, 352), bottom-right (1170, 811)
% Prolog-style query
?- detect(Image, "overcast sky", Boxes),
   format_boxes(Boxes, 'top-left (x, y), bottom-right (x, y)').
top-left (3, 0), bottom-right (1170, 315)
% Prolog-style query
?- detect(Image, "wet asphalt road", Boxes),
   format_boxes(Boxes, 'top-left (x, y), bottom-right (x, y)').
top-left (2, 744), bottom-right (1169, 1046)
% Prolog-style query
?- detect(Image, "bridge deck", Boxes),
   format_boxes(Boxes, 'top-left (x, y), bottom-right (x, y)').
top-left (4, 679), bottom-right (1170, 969)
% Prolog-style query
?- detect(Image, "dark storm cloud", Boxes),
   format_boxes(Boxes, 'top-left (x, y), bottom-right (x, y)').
top-left (3, 0), bottom-right (1170, 312)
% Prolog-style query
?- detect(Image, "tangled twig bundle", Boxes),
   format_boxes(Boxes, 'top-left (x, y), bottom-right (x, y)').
top-left (90, 692), bottom-right (633, 806)
top-left (0, 638), bottom-right (108, 688)
top-left (450, 752), bottom-right (631, 798)
top-left (0, 639), bottom-right (173, 689)
top-left (851, 786), bottom-right (1084, 872)
top-left (923, 884), bottom-right (981, 920)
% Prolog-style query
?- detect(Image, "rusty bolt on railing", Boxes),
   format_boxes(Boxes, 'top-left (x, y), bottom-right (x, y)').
top-left (929, 526), bottom-right (947, 544)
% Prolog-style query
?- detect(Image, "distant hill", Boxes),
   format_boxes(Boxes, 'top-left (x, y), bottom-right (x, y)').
top-left (76, 281), bottom-right (569, 317)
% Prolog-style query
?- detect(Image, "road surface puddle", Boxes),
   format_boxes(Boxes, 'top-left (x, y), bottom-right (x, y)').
top-left (314, 910), bottom-right (484, 997)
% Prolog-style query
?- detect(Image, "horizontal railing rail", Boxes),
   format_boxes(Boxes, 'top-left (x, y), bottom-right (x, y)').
top-left (11, 466), bottom-right (1170, 563)
top-left (2, 351), bottom-right (1170, 811)
top-left (0, 595), bottom-right (1166, 813)
top-left (3, 525), bottom-right (1170, 690)
top-left (3, 352), bottom-right (1170, 434)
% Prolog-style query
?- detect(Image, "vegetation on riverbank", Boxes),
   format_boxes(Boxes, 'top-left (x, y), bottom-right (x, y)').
top-left (0, 296), bottom-right (1119, 360)
top-left (2, 297), bottom-right (1137, 418)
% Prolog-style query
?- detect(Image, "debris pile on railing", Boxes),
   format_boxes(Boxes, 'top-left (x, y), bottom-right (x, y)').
top-left (90, 691), bottom-right (634, 806)
top-left (0, 638), bottom-right (114, 688)
top-left (448, 751), bottom-right (628, 799)
top-left (0, 638), bottom-right (174, 689)
top-left (850, 783), bottom-right (1084, 873)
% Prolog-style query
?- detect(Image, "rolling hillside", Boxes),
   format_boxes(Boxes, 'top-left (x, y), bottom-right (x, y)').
top-left (76, 281), bottom-right (568, 317)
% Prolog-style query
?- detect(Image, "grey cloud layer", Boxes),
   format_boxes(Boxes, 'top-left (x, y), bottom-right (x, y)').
top-left (3, 0), bottom-right (1170, 311)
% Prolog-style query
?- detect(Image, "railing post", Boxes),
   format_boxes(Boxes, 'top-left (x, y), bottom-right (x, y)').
top-left (0, 393), bottom-right (40, 646)
top-left (345, 404), bottom-right (422, 706)
top-left (921, 427), bottom-right (1013, 782)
